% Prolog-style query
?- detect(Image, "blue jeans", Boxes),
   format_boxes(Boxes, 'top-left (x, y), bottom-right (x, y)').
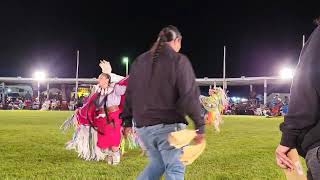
top-left (136, 123), bottom-right (186, 180)
top-left (306, 146), bottom-right (320, 180)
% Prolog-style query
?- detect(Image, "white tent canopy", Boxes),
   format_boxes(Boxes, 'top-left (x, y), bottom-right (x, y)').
top-left (41, 88), bottom-right (62, 95)
top-left (0, 76), bottom-right (292, 105)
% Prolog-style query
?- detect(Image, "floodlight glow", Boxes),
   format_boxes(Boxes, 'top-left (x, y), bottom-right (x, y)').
top-left (122, 57), bottom-right (129, 64)
top-left (280, 68), bottom-right (294, 79)
top-left (7, 88), bottom-right (11, 93)
top-left (231, 97), bottom-right (237, 102)
top-left (33, 71), bottom-right (46, 81)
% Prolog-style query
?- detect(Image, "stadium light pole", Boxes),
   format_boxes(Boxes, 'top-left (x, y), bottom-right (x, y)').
top-left (75, 50), bottom-right (80, 100)
top-left (1, 82), bottom-right (4, 105)
top-left (264, 79), bottom-right (267, 105)
top-left (37, 82), bottom-right (40, 100)
top-left (46, 83), bottom-right (50, 100)
top-left (223, 46), bottom-right (227, 90)
top-left (122, 57), bottom-right (129, 76)
top-left (33, 71), bottom-right (46, 101)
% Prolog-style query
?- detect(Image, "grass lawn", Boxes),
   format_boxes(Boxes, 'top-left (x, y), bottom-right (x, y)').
top-left (0, 110), bottom-right (305, 179)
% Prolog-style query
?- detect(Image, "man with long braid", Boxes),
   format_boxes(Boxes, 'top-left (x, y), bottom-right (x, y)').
top-left (121, 25), bottom-right (205, 180)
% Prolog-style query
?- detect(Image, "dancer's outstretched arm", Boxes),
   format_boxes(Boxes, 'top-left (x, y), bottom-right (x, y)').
top-left (110, 73), bottom-right (125, 83)
top-left (99, 59), bottom-right (125, 83)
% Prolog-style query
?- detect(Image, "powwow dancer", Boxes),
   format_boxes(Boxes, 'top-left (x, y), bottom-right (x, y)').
top-left (61, 60), bottom-right (137, 165)
top-left (199, 87), bottom-right (228, 132)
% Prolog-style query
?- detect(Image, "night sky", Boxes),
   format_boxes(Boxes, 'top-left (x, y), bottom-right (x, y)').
top-left (0, 1), bottom-right (318, 95)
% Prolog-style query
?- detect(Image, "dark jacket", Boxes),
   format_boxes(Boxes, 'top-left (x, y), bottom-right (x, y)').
top-left (122, 44), bottom-right (205, 133)
top-left (280, 25), bottom-right (320, 157)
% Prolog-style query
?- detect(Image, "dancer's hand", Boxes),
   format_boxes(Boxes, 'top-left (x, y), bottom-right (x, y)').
top-left (275, 144), bottom-right (294, 170)
top-left (99, 59), bottom-right (112, 74)
top-left (193, 133), bottom-right (205, 144)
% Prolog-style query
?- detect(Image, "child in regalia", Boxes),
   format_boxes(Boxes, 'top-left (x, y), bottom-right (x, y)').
top-left (199, 87), bottom-right (228, 132)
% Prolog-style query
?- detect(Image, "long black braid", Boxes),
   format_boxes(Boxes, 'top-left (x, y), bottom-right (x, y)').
top-left (149, 25), bottom-right (182, 79)
top-left (101, 74), bottom-right (113, 126)
top-left (314, 16), bottom-right (320, 26)
top-left (152, 33), bottom-right (167, 61)
top-left (151, 25), bottom-right (182, 60)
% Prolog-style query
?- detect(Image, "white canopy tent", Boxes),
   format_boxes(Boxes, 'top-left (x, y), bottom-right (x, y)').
top-left (0, 76), bottom-right (292, 105)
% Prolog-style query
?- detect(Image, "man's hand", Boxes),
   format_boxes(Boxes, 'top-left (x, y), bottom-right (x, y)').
top-left (275, 144), bottom-right (294, 170)
top-left (193, 133), bottom-right (205, 144)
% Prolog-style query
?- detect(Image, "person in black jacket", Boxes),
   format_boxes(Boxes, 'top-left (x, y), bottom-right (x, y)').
top-left (276, 17), bottom-right (320, 179)
top-left (122, 25), bottom-right (205, 180)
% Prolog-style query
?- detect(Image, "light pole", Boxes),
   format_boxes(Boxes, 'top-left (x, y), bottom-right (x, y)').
top-left (122, 57), bottom-right (129, 76)
top-left (37, 81), bottom-right (40, 100)
top-left (75, 50), bottom-right (80, 100)
top-left (223, 46), bottom-right (227, 90)
top-left (33, 71), bottom-right (46, 102)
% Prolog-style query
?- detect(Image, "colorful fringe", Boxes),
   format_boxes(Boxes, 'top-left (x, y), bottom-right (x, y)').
top-left (61, 115), bottom-right (106, 161)
top-left (120, 131), bottom-right (140, 155)
top-left (65, 125), bottom-right (107, 161)
top-left (199, 87), bottom-right (228, 131)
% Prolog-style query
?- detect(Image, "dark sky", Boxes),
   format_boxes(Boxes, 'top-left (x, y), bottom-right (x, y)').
top-left (0, 1), bottom-right (318, 82)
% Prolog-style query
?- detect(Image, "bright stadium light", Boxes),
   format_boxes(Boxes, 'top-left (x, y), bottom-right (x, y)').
top-left (122, 57), bottom-right (129, 76)
top-left (33, 71), bottom-right (46, 81)
top-left (122, 57), bottom-right (129, 64)
top-left (280, 67), bottom-right (294, 79)
top-left (33, 71), bottom-right (46, 105)
top-left (7, 88), bottom-right (11, 93)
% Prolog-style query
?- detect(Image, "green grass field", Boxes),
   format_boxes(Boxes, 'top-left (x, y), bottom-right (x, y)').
top-left (0, 110), bottom-right (305, 179)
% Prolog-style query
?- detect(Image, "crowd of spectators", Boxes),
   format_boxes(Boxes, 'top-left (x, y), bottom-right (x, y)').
top-left (225, 94), bottom-right (289, 117)
top-left (0, 93), bottom-right (88, 111)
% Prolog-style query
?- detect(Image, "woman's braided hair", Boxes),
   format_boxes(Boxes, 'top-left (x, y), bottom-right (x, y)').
top-left (97, 73), bottom-right (111, 125)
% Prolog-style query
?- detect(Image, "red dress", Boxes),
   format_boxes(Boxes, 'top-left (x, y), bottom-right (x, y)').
top-left (76, 77), bottom-right (128, 149)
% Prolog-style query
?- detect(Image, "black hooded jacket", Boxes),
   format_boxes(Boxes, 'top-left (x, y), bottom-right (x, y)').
top-left (121, 44), bottom-right (205, 134)
top-left (280, 25), bottom-right (320, 157)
